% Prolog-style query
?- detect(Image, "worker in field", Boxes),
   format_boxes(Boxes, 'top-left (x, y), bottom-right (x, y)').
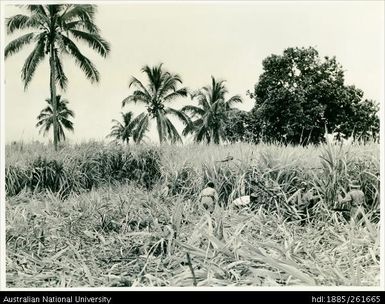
top-left (335, 181), bottom-right (365, 221)
top-left (199, 181), bottom-right (219, 213)
top-left (298, 182), bottom-right (317, 208)
top-left (199, 181), bottom-right (224, 240)
top-left (293, 181), bottom-right (317, 223)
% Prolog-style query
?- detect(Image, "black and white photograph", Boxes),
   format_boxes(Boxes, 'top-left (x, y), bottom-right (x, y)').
top-left (1, 0), bottom-right (384, 289)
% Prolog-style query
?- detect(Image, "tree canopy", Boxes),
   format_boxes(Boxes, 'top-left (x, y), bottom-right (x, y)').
top-left (108, 111), bottom-right (147, 144)
top-left (122, 64), bottom-right (189, 144)
top-left (182, 76), bottom-right (242, 144)
top-left (36, 95), bottom-right (74, 142)
top-left (248, 47), bottom-right (379, 144)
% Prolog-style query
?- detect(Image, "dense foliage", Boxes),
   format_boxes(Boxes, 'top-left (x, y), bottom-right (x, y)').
top-left (247, 47), bottom-right (379, 144)
top-left (5, 141), bottom-right (380, 287)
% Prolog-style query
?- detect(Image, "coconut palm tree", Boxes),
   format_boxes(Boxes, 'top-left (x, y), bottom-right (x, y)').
top-left (36, 95), bottom-right (74, 142)
top-left (182, 76), bottom-right (242, 144)
top-left (108, 111), bottom-right (147, 144)
top-left (122, 64), bottom-right (189, 143)
top-left (5, 5), bottom-right (110, 151)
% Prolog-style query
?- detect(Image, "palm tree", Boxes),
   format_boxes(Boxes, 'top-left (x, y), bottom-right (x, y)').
top-left (122, 64), bottom-right (189, 143)
top-left (108, 111), bottom-right (147, 144)
top-left (36, 95), bottom-right (74, 142)
top-left (182, 76), bottom-right (242, 144)
top-left (5, 5), bottom-right (110, 151)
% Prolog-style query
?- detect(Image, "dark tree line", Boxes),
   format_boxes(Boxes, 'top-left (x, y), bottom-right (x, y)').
top-left (226, 47), bottom-right (379, 145)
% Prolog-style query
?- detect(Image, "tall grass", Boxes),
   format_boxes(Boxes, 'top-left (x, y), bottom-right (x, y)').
top-left (5, 140), bottom-right (380, 287)
top-left (5, 142), bottom-right (162, 198)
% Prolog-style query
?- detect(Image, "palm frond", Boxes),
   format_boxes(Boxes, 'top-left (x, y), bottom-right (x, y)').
top-left (61, 5), bottom-right (98, 33)
top-left (189, 90), bottom-right (202, 99)
top-left (108, 120), bottom-right (124, 139)
top-left (129, 76), bottom-right (151, 95)
top-left (62, 20), bottom-right (80, 31)
top-left (37, 105), bottom-right (53, 115)
top-left (196, 125), bottom-right (210, 143)
top-left (60, 118), bottom-right (74, 131)
top-left (211, 98), bottom-right (224, 113)
top-left (37, 116), bottom-right (53, 135)
top-left (142, 64), bottom-right (163, 92)
top-left (181, 105), bottom-right (205, 117)
top-left (157, 73), bottom-right (183, 97)
top-left (60, 34), bottom-right (100, 83)
top-left (121, 111), bottom-right (134, 125)
top-left (24, 5), bottom-right (48, 17)
top-left (165, 107), bottom-right (191, 125)
top-left (68, 29), bottom-right (110, 57)
top-left (57, 123), bottom-right (66, 141)
top-left (58, 107), bottom-right (75, 119)
top-left (163, 87), bottom-right (188, 102)
top-left (6, 14), bottom-right (37, 34)
top-left (5, 32), bottom-right (35, 59)
top-left (122, 90), bottom-right (150, 107)
top-left (36, 115), bottom-right (51, 127)
top-left (47, 5), bottom-right (65, 18)
top-left (54, 50), bottom-right (68, 90)
top-left (195, 93), bottom-right (211, 110)
top-left (226, 94), bottom-right (243, 107)
top-left (164, 117), bottom-right (182, 143)
top-left (21, 36), bottom-right (46, 89)
top-left (132, 113), bottom-right (149, 143)
top-left (182, 118), bottom-right (201, 136)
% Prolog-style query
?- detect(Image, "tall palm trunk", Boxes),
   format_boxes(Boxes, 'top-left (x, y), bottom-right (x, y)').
top-left (49, 44), bottom-right (59, 151)
top-left (156, 114), bottom-right (164, 144)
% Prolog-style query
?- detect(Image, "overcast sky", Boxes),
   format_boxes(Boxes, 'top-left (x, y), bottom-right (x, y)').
top-left (2, 1), bottom-right (384, 144)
